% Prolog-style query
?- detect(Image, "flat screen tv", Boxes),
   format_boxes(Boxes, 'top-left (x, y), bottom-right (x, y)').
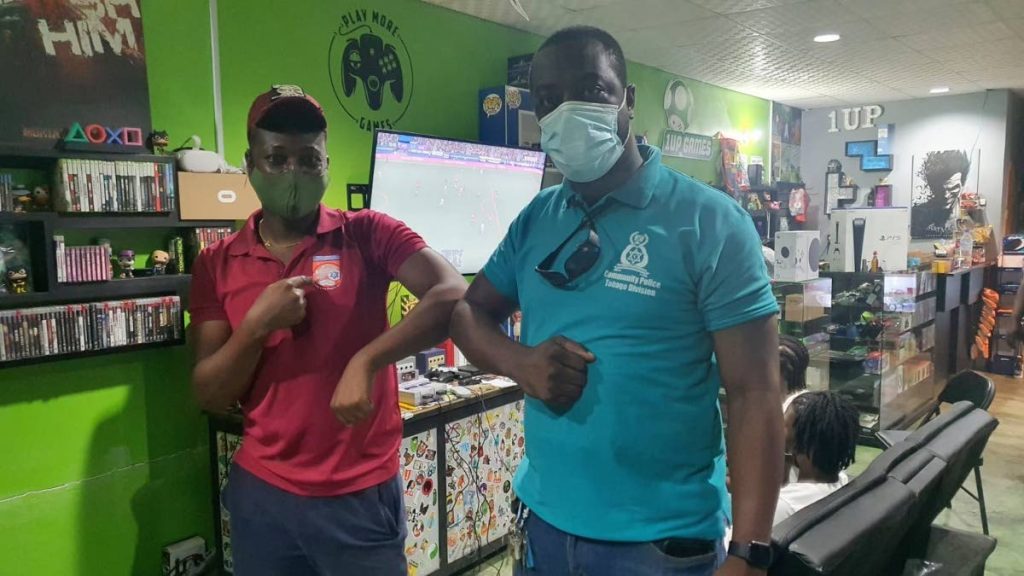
top-left (369, 131), bottom-right (547, 274)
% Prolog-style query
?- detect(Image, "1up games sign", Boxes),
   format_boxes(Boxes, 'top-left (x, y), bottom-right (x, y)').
top-left (662, 131), bottom-right (714, 160)
top-left (660, 79), bottom-right (713, 160)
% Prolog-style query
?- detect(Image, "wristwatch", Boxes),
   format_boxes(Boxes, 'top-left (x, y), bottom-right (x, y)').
top-left (728, 540), bottom-right (774, 570)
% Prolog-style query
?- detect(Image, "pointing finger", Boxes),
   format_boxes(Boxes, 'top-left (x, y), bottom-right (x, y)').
top-left (285, 276), bottom-right (314, 289)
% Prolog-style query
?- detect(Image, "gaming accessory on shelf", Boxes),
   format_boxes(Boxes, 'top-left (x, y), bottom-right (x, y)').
top-left (342, 34), bottom-right (403, 111)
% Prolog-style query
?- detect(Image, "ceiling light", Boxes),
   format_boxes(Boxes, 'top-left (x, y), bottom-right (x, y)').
top-left (930, 87), bottom-right (950, 94)
top-left (813, 33), bottom-right (841, 43)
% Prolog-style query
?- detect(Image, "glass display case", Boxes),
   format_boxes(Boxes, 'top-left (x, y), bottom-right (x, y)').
top-left (775, 277), bottom-right (832, 391)
top-left (825, 270), bottom-right (940, 438)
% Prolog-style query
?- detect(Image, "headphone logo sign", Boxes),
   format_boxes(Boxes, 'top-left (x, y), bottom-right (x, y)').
top-left (329, 8), bottom-right (414, 132)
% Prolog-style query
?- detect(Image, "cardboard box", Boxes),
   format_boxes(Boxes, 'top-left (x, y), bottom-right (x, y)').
top-left (826, 208), bottom-right (910, 273)
top-left (178, 172), bottom-right (259, 221)
top-left (774, 231), bottom-right (821, 281)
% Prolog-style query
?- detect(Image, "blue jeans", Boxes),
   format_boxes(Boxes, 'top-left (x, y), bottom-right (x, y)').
top-left (223, 464), bottom-right (407, 576)
top-left (514, 512), bottom-right (725, 576)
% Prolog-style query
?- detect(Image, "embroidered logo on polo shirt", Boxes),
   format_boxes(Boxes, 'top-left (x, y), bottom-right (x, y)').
top-left (616, 232), bottom-right (650, 275)
top-left (603, 231), bottom-right (661, 298)
top-left (312, 255), bottom-right (342, 289)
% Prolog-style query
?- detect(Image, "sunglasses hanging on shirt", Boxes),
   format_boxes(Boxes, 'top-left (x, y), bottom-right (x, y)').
top-left (535, 198), bottom-right (611, 289)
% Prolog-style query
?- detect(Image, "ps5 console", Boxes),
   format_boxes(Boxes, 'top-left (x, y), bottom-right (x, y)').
top-left (827, 208), bottom-right (910, 273)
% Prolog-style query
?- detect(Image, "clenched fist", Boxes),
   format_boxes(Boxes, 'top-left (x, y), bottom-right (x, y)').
top-left (515, 336), bottom-right (596, 412)
top-left (241, 276), bottom-right (313, 339)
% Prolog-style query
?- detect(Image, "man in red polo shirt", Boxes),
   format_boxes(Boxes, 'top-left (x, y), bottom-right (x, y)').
top-left (190, 85), bottom-right (466, 575)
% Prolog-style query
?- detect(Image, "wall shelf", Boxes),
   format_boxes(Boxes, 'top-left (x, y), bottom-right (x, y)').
top-left (0, 338), bottom-right (185, 370)
top-left (1, 211), bottom-right (232, 229)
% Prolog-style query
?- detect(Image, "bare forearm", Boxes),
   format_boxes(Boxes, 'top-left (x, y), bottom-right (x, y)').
top-left (726, 387), bottom-right (784, 543)
top-left (451, 300), bottom-right (529, 379)
top-left (358, 282), bottom-right (466, 371)
top-left (192, 325), bottom-right (265, 412)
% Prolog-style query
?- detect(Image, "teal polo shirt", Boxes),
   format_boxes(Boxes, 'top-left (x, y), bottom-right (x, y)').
top-left (482, 145), bottom-right (778, 542)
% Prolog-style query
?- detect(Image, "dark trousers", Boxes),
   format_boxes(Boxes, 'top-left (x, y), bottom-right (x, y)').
top-left (224, 464), bottom-right (407, 576)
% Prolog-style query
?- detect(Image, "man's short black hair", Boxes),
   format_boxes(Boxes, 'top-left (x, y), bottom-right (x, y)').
top-left (790, 392), bottom-right (859, 477)
top-left (780, 334), bottom-right (810, 395)
top-left (535, 25), bottom-right (627, 85)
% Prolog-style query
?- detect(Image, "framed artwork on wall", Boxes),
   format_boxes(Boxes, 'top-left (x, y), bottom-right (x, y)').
top-left (911, 149), bottom-right (981, 239)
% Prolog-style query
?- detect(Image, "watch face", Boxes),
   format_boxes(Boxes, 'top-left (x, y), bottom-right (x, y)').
top-left (749, 541), bottom-right (774, 567)
top-left (730, 540), bottom-right (774, 569)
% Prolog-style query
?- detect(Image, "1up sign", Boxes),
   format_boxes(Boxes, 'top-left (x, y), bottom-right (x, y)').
top-left (662, 130), bottom-right (714, 161)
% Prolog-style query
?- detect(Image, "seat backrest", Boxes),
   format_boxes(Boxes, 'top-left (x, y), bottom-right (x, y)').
top-left (770, 403), bottom-right (998, 576)
top-left (939, 370), bottom-right (996, 411)
top-left (901, 402), bottom-right (998, 545)
top-left (771, 476), bottom-right (917, 576)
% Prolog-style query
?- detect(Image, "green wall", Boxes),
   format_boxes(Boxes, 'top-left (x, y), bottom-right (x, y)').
top-left (0, 2), bottom-right (216, 575)
top-left (0, 1), bottom-right (770, 574)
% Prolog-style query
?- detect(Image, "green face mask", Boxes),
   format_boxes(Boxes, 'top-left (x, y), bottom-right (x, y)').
top-left (249, 168), bottom-right (329, 220)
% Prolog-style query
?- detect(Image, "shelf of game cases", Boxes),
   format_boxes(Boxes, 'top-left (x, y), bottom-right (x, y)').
top-left (0, 294), bottom-right (185, 367)
top-left (0, 147), bottom-right (237, 366)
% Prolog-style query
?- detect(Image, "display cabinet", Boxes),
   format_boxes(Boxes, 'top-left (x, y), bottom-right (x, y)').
top-left (774, 277), bottom-right (832, 391)
top-left (825, 270), bottom-right (940, 440)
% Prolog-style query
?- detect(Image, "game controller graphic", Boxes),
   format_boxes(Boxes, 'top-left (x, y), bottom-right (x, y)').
top-left (342, 33), bottom-right (403, 111)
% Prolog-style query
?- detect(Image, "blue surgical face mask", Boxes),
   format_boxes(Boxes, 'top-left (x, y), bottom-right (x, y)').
top-left (539, 92), bottom-right (630, 183)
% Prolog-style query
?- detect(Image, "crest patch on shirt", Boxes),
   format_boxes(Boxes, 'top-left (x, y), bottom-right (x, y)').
top-left (312, 255), bottom-right (342, 289)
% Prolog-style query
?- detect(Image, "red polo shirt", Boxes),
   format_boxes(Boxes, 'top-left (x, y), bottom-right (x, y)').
top-left (190, 205), bottom-right (426, 497)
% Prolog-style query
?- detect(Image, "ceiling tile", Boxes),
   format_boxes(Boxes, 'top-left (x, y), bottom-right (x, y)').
top-left (576, 0), bottom-right (718, 31)
top-left (863, 2), bottom-right (998, 36)
top-left (781, 96), bottom-right (846, 109)
top-left (896, 21), bottom-right (1015, 51)
top-left (959, 65), bottom-right (1024, 83)
top-left (641, 16), bottom-right (758, 46)
top-left (1004, 17), bottom-right (1024, 37)
top-left (769, 19), bottom-right (889, 52)
top-left (728, 1), bottom-right (865, 36)
top-left (418, 0), bottom-right (1024, 108)
top-left (842, 0), bottom-right (977, 18)
top-left (930, 38), bottom-right (1024, 70)
top-left (555, 0), bottom-right (621, 10)
top-left (987, 0), bottom-right (1024, 19)
top-left (687, 0), bottom-right (809, 15)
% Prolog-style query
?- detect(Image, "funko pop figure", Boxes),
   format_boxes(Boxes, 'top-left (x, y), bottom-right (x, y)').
top-left (150, 250), bottom-right (170, 275)
top-left (5, 261), bottom-right (29, 294)
top-left (118, 250), bottom-right (135, 279)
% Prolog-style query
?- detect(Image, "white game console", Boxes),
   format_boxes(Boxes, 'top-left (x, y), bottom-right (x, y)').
top-left (774, 231), bottom-right (821, 282)
top-left (826, 208), bottom-right (910, 273)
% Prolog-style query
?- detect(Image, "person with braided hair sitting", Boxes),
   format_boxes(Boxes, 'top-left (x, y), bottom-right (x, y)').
top-left (773, 391), bottom-right (860, 525)
top-left (779, 334), bottom-right (810, 412)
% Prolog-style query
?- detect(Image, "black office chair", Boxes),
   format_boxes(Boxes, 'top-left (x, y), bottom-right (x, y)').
top-left (876, 370), bottom-right (996, 535)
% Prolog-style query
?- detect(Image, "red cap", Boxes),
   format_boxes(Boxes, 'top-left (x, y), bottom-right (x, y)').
top-left (247, 84), bottom-right (326, 135)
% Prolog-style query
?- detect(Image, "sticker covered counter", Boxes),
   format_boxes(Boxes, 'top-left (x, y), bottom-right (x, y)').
top-left (208, 381), bottom-right (525, 576)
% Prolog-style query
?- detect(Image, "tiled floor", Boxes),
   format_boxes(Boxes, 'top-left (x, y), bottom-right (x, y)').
top-left (460, 373), bottom-right (1022, 575)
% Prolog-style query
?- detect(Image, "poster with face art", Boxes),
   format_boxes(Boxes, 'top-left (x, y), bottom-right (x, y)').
top-left (0, 0), bottom-right (151, 148)
top-left (911, 150), bottom-right (979, 240)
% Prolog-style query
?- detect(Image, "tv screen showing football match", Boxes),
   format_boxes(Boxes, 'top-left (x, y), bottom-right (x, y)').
top-left (369, 131), bottom-right (546, 274)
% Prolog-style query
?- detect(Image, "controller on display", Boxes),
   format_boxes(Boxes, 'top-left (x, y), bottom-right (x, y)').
top-left (342, 34), bottom-right (403, 111)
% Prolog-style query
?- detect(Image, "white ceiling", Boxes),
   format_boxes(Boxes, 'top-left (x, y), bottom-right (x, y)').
top-left (421, 0), bottom-right (1024, 109)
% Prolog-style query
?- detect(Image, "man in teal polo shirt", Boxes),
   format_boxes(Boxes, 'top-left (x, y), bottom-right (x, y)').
top-left (451, 26), bottom-right (783, 576)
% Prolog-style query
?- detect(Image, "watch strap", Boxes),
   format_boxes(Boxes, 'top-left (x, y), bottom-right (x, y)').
top-left (728, 540), bottom-right (774, 569)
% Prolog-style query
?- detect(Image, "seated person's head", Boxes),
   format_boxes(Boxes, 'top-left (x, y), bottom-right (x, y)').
top-left (785, 392), bottom-right (859, 483)
top-left (779, 334), bottom-right (809, 398)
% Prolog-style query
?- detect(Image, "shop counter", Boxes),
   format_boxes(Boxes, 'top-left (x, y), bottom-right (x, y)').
top-left (934, 266), bottom-right (992, 383)
top-left (208, 381), bottom-right (525, 576)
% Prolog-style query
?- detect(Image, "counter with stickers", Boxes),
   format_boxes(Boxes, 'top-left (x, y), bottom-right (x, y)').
top-left (208, 381), bottom-right (525, 576)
